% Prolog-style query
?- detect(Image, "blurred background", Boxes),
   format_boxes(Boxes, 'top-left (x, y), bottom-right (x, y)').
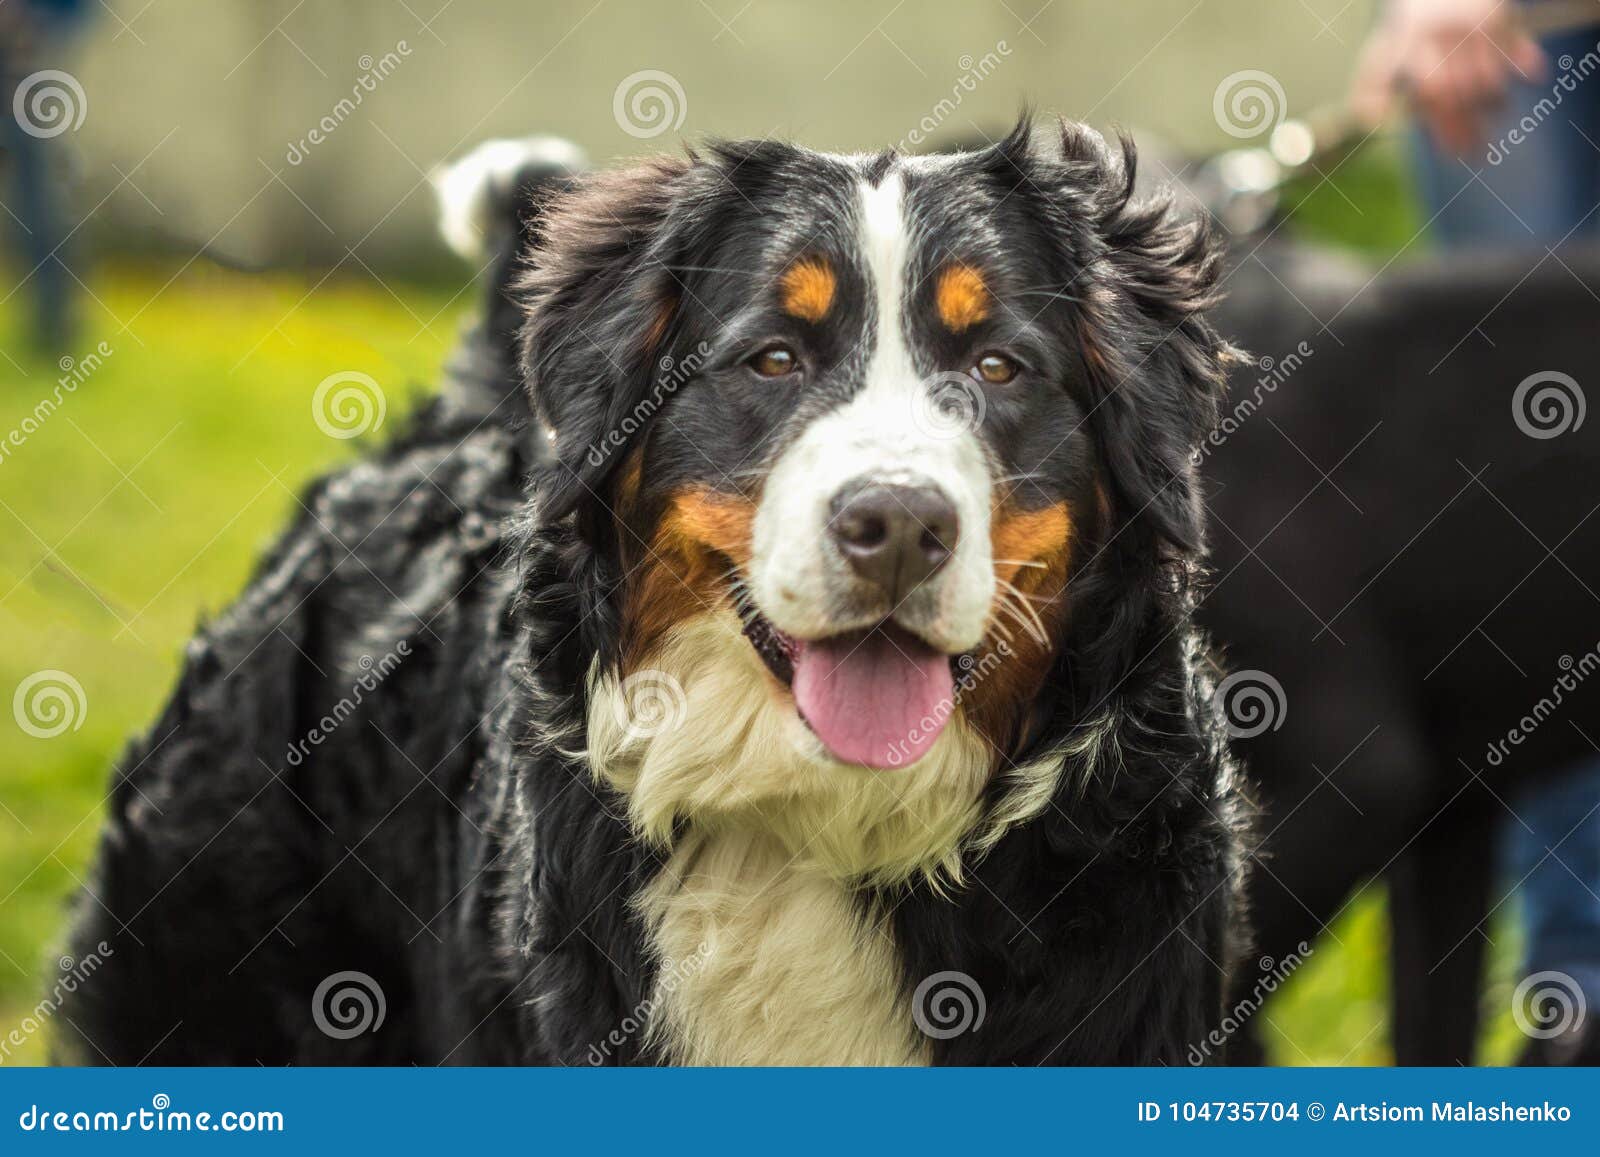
top-left (2, 0), bottom-right (1530, 1064)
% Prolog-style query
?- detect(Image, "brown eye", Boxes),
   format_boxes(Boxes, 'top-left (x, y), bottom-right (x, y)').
top-left (973, 353), bottom-right (1018, 385)
top-left (749, 345), bottom-right (798, 378)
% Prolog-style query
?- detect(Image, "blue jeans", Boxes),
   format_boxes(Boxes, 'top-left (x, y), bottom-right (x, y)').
top-left (1502, 766), bottom-right (1600, 1008)
top-left (1412, 19), bottom-right (1600, 1012)
top-left (1412, 26), bottom-right (1600, 246)
top-left (1, 51), bottom-right (73, 352)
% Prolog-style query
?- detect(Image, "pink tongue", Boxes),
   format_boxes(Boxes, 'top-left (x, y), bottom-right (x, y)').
top-left (791, 623), bottom-right (955, 769)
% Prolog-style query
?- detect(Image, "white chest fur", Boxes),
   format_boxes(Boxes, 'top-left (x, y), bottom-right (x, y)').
top-left (638, 825), bottom-right (929, 1066)
top-left (583, 611), bottom-right (1057, 1065)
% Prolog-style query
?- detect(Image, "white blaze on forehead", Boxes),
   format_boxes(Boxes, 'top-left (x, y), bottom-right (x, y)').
top-left (859, 169), bottom-right (914, 386)
top-left (748, 165), bottom-right (995, 653)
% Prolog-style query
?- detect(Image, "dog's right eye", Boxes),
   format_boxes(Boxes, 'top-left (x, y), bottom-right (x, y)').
top-left (748, 345), bottom-right (799, 378)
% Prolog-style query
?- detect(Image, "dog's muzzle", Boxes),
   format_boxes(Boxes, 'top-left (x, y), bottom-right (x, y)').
top-left (743, 403), bottom-right (994, 769)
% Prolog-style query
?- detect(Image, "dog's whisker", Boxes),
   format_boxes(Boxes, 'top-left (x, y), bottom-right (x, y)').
top-left (998, 582), bottom-right (1052, 641)
top-left (994, 591), bottom-right (1049, 646)
top-left (996, 577), bottom-right (1058, 607)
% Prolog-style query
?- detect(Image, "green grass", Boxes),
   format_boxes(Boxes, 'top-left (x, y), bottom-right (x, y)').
top-left (1281, 137), bottom-right (1427, 256)
top-left (0, 151), bottom-right (1521, 1064)
top-left (0, 261), bottom-right (471, 1062)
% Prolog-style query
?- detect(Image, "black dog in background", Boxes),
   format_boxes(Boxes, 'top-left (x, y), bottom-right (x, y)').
top-left (57, 125), bottom-right (1249, 1065)
top-left (1204, 239), bottom-right (1600, 1064)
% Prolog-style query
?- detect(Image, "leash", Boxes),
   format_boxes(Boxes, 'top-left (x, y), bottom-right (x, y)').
top-left (1199, 0), bottom-right (1600, 233)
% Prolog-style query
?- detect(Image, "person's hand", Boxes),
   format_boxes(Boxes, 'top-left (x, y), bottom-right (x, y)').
top-left (1350, 0), bottom-right (1547, 155)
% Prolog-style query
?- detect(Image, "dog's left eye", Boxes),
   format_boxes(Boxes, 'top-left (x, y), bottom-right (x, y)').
top-left (972, 353), bottom-right (1019, 385)
top-left (748, 345), bottom-right (799, 378)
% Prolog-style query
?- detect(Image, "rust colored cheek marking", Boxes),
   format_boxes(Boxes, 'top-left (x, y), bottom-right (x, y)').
top-left (779, 258), bottom-right (837, 323)
top-left (660, 487), bottom-right (756, 567)
top-left (620, 486), bottom-right (757, 670)
top-left (935, 264), bottom-right (990, 333)
top-left (960, 500), bottom-right (1074, 757)
top-left (989, 502), bottom-right (1073, 590)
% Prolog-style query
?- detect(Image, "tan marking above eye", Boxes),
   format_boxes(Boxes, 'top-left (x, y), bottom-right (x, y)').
top-left (935, 264), bottom-right (990, 332)
top-left (779, 258), bottom-right (837, 323)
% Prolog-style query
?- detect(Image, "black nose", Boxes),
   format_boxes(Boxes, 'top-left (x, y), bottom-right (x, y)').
top-left (829, 480), bottom-right (959, 603)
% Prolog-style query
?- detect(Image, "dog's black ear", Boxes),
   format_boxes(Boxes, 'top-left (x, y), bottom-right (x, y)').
top-left (517, 156), bottom-right (692, 522)
top-left (1056, 123), bottom-right (1239, 556)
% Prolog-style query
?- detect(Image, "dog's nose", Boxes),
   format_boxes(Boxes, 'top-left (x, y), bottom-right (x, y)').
top-left (829, 480), bottom-right (959, 602)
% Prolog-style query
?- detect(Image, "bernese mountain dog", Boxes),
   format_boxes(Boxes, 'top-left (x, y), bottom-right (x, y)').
top-left (59, 120), bottom-right (1249, 1066)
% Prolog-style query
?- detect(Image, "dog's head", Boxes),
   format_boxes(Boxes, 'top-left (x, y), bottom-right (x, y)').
top-left (519, 121), bottom-right (1231, 874)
